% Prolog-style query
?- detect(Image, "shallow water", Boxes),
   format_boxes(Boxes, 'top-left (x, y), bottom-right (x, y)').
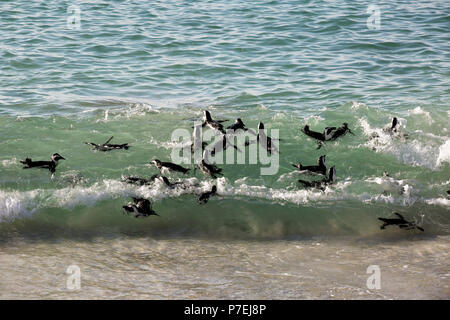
top-left (1, 236), bottom-right (449, 299)
top-left (0, 1), bottom-right (449, 299)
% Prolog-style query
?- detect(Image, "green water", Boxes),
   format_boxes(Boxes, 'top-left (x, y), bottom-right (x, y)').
top-left (1, 102), bottom-right (448, 237)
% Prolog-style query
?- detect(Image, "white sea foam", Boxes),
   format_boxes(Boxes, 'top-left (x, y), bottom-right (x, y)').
top-left (408, 106), bottom-right (433, 123)
top-left (0, 190), bottom-right (39, 222)
top-left (436, 139), bottom-right (450, 167)
top-left (424, 197), bottom-right (450, 207)
top-left (358, 118), bottom-right (448, 170)
top-left (148, 136), bottom-right (191, 150)
top-left (0, 176), bottom-right (448, 224)
top-left (1, 158), bottom-right (18, 167)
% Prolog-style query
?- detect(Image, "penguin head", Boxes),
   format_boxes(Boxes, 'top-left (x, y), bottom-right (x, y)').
top-left (342, 123), bottom-right (348, 128)
top-left (203, 110), bottom-right (212, 121)
top-left (258, 122), bottom-right (264, 130)
top-left (392, 117), bottom-right (398, 129)
top-left (236, 118), bottom-right (243, 124)
top-left (329, 166), bottom-right (336, 182)
top-left (51, 153), bottom-right (65, 162)
top-left (152, 159), bottom-right (161, 166)
top-left (211, 185), bottom-right (217, 192)
top-left (304, 125), bottom-right (310, 132)
top-left (318, 155), bottom-right (326, 166)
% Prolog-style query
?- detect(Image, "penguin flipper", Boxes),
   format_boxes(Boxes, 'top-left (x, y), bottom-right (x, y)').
top-left (394, 212), bottom-right (405, 220)
top-left (104, 136), bottom-right (114, 145)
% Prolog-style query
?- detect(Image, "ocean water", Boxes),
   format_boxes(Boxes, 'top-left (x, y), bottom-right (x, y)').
top-left (0, 0), bottom-right (449, 299)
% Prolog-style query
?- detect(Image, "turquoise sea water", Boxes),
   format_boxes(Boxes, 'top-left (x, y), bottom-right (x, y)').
top-left (0, 1), bottom-right (449, 299)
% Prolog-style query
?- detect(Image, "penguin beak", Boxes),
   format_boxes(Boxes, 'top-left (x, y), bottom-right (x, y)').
top-left (60, 156), bottom-right (66, 160)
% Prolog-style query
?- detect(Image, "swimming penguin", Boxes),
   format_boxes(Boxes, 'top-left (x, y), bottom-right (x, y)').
top-left (370, 117), bottom-right (408, 144)
top-left (292, 155), bottom-right (327, 176)
top-left (201, 110), bottom-right (227, 134)
top-left (20, 153), bottom-right (65, 174)
top-left (257, 122), bottom-right (278, 154)
top-left (123, 197), bottom-right (159, 218)
top-left (302, 123), bottom-right (353, 149)
top-left (378, 212), bottom-right (424, 231)
top-left (123, 174), bottom-right (159, 186)
top-left (227, 118), bottom-right (248, 132)
top-left (301, 125), bottom-right (326, 141)
top-left (326, 123), bottom-right (354, 141)
top-left (384, 117), bottom-right (399, 134)
top-left (298, 166), bottom-right (335, 190)
top-left (198, 185), bottom-right (217, 204)
top-left (197, 158), bottom-right (223, 179)
top-left (152, 159), bottom-right (190, 174)
top-left (84, 136), bottom-right (129, 151)
top-left (391, 117), bottom-right (399, 132)
top-left (301, 125), bottom-right (327, 149)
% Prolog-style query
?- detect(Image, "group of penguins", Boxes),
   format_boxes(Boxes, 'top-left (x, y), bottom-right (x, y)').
top-left (19, 111), bottom-right (427, 231)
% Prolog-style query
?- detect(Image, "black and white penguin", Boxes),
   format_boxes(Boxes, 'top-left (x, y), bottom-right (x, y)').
top-left (227, 118), bottom-right (248, 132)
top-left (298, 166), bottom-right (336, 190)
top-left (302, 123), bottom-right (354, 149)
top-left (370, 117), bottom-right (407, 142)
top-left (152, 159), bottom-right (190, 174)
top-left (197, 155), bottom-right (223, 179)
top-left (301, 125), bottom-right (326, 141)
top-left (123, 197), bottom-right (159, 218)
top-left (378, 212), bottom-right (424, 231)
top-left (292, 155), bottom-right (327, 176)
top-left (84, 136), bottom-right (129, 151)
top-left (257, 122), bottom-right (278, 154)
top-left (198, 185), bottom-right (217, 204)
top-left (123, 174), bottom-right (159, 186)
top-left (20, 153), bottom-right (65, 174)
top-left (384, 117), bottom-right (399, 134)
top-left (201, 110), bottom-right (227, 134)
top-left (326, 123), bottom-right (354, 141)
